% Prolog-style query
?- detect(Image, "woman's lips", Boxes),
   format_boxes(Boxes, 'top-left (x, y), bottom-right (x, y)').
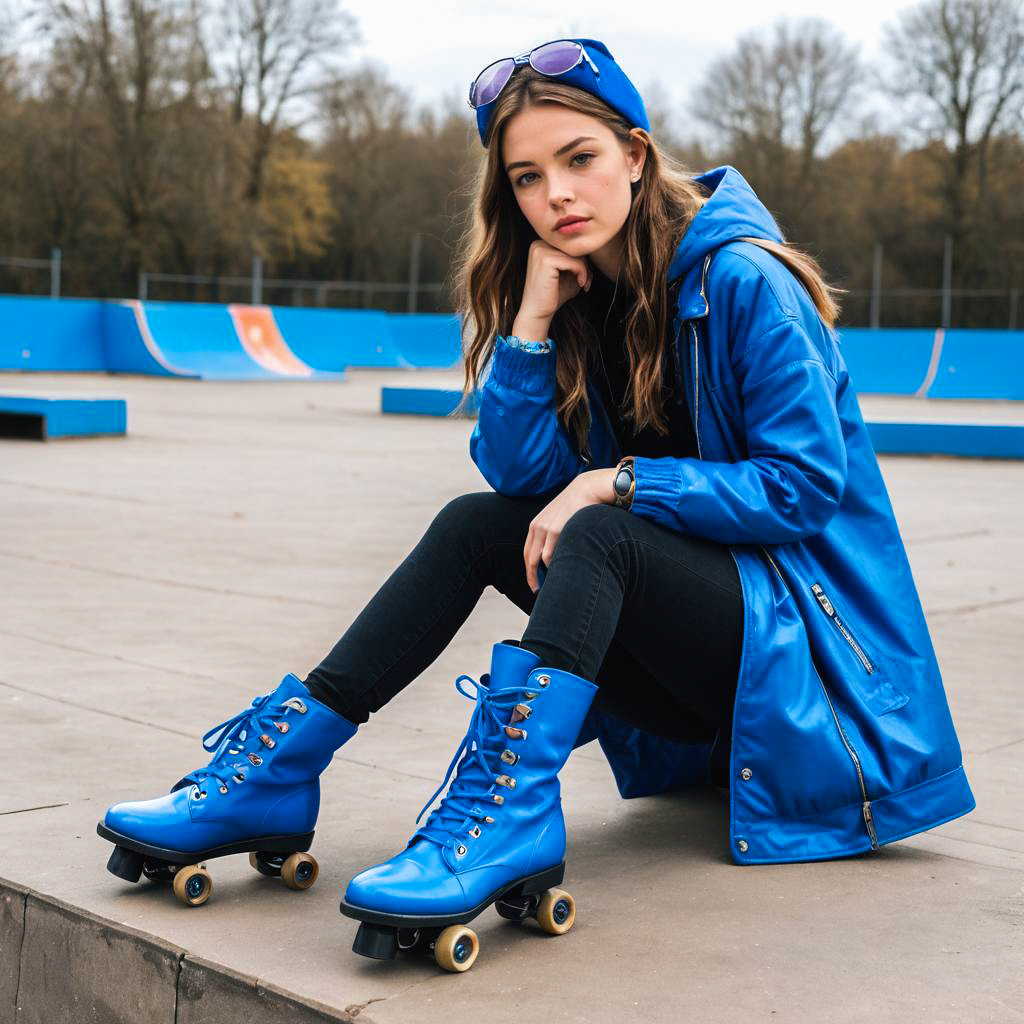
top-left (556, 219), bottom-right (590, 234)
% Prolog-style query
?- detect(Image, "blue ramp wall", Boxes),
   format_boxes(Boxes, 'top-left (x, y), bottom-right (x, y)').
top-left (273, 308), bottom-right (405, 369)
top-left (927, 330), bottom-right (1024, 400)
top-left (0, 296), bottom-right (107, 372)
top-left (387, 314), bottom-right (462, 368)
top-left (836, 329), bottom-right (935, 395)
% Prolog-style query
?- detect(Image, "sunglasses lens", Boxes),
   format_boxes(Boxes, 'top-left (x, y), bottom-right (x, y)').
top-left (530, 40), bottom-right (582, 75)
top-left (472, 57), bottom-right (515, 107)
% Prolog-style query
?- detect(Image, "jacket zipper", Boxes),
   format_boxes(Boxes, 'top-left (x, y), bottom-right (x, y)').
top-left (761, 548), bottom-right (878, 848)
top-left (810, 583), bottom-right (876, 674)
top-left (686, 292), bottom-right (878, 851)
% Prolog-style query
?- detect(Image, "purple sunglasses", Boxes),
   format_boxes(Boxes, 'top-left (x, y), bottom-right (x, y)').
top-left (467, 39), bottom-right (600, 110)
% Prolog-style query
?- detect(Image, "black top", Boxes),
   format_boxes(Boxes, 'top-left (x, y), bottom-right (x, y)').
top-left (580, 269), bottom-right (699, 460)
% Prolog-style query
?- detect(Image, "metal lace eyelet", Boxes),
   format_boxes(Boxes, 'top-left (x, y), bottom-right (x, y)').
top-left (468, 826), bottom-right (481, 838)
top-left (283, 697), bottom-right (307, 714)
top-left (456, 844), bottom-right (467, 856)
top-left (259, 733), bottom-right (276, 748)
top-left (483, 816), bottom-right (495, 824)
top-left (523, 691), bottom-right (539, 700)
top-left (511, 703), bottom-right (533, 721)
top-left (492, 793), bottom-right (505, 805)
top-left (495, 774), bottom-right (516, 789)
top-left (247, 753), bottom-right (263, 766)
top-left (233, 773), bottom-right (245, 784)
top-left (274, 721), bottom-right (289, 733)
top-left (504, 725), bottom-right (527, 740)
top-left (500, 749), bottom-right (519, 765)
top-left (536, 674), bottom-right (550, 687)
top-left (219, 785), bottom-right (229, 794)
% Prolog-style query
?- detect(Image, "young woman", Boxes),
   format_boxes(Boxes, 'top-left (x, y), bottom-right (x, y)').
top-left (98, 38), bottom-right (974, 970)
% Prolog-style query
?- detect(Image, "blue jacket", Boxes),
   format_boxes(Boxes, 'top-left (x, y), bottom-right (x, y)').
top-left (468, 165), bottom-right (975, 865)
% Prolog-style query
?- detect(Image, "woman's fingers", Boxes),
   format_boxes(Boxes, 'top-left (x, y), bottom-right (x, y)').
top-left (524, 521), bottom-right (560, 593)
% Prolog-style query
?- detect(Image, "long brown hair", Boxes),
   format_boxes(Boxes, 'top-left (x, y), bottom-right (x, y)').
top-left (451, 67), bottom-right (844, 461)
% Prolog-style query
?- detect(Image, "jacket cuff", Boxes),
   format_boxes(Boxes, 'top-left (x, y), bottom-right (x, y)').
top-left (630, 455), bottom-right (685, 523)
top-left (491, 334), bottom-right (556, 396)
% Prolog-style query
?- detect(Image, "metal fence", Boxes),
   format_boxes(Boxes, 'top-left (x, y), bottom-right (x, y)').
top-left (1, 240), bottom-right (1021, 327)
top-left (0, 251), bottom-right (62, 298)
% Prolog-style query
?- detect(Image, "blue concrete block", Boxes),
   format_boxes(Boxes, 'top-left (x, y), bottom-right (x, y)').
top-left (866, 421), bottom-right (1024, 459)
top-left (380, 387), bottom-right (480, 417)
top-left (0, 395), bottom-right (126, 439)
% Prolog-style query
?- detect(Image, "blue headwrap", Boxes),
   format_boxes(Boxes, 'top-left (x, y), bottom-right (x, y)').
top-left (475, 38), bottom-right (650, 148)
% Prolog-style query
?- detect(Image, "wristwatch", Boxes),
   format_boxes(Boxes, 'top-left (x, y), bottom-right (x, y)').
top-left (612, 456), bottom-right (635, 510)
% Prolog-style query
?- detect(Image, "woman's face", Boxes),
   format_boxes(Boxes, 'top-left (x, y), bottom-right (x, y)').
top-left (501, 104), bottom-right (646, 274)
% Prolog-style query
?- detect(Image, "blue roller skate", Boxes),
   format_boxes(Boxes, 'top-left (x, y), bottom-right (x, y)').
top-left (97, 674), bottom-right (357, 906)
top-left (340, 640), bottom-right (597, 972)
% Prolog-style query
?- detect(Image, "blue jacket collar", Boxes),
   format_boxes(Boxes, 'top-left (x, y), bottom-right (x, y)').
top-left (668, 165), bottom-right (785, 320)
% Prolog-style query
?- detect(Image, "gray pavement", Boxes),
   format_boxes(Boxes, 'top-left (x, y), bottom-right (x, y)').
top-left (2, 370), bottom-right (1023, 1023)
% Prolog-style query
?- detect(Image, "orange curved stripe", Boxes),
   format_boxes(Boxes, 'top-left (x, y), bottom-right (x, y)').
top-left (228, 304), bottom-right (313, 377)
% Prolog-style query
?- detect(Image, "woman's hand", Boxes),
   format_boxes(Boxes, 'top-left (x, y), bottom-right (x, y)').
top-left (512, 239), bottom-right (592, 341)
top-left (523, 468), bottom-right (617, 592)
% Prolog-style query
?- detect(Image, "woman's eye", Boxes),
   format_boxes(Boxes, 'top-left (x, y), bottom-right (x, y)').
top-left (515, 153), bottom-right (594, 187)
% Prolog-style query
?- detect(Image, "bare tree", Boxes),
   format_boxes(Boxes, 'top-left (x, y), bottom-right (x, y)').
top-left (217, 0), bottom-right (361, 203)
top-left (881, 0), bottom-right (1024, 268)
top-left (37, 0), bottom-right (196, 277)
top-left (694, 17), bottom-right (862, 194)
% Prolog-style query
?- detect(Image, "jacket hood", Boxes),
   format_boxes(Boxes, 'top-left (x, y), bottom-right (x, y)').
top-left (667, 165), bottom-right (785, 284)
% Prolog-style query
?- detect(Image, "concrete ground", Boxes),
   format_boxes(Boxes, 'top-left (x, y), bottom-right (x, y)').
top-left (2, 369), bottom-right (1023, 1023)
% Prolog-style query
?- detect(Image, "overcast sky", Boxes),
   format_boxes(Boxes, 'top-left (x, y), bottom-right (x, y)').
top-left (341, 0), bottom-right (915, 139)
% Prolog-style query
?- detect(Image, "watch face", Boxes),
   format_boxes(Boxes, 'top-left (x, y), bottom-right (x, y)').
top-left (614, 469), bottom-right (630, 496)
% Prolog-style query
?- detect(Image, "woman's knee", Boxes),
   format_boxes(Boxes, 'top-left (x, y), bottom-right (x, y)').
top-left (427, 490), bottom-right (532, 548)
top-left (431, 491), bottom-right (498, 530)
top-left (557, 502), bottom-right (626, 551)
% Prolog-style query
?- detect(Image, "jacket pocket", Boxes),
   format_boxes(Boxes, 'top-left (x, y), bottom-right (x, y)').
top-left (809, 581), bottom-right (910, 715)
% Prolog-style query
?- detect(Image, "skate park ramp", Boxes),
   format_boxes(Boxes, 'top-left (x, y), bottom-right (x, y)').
top-left (121, 301), bottom-right (333, 380)
top-left (1, 296), bottom-right (462, 378)
top-left (272, 309), bottom-right (462, 371)
top-left (837, 327), bottom-right (1024, 399)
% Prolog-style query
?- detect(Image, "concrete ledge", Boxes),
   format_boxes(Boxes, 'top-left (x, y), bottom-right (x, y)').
top-left (0, 879), bottom-right (360, 1024)
top-left (176, 956), bottom-right (357, 1024)
top-left (16, 890), bottom-right (181, 1024)
top-left (0, 881), bottom-right (27, 1023)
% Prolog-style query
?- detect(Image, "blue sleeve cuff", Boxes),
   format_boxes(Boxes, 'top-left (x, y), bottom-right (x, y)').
top-left (630, 455), bottom-right (685, 524)
top-left (491, 334), bottom-right (557, 396)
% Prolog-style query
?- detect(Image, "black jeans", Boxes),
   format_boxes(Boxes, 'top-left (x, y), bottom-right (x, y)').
top-left (304, 489), bottom-right (744, 749)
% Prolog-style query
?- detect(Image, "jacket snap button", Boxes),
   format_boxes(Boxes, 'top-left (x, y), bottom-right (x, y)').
top-left (737, 839), bottom-right (749, 853)
top-left (741, 768), bottom-right (752, 781)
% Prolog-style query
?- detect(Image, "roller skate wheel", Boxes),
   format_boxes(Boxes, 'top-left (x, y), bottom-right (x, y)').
top-left (535, 888), bottom-right (575, 935)
top-left (281, 852), bottom-right (319, 890)
top-left (172, 865), bottom-right (213, 907)
top-left (434, 925), bottom-right (479, 972)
